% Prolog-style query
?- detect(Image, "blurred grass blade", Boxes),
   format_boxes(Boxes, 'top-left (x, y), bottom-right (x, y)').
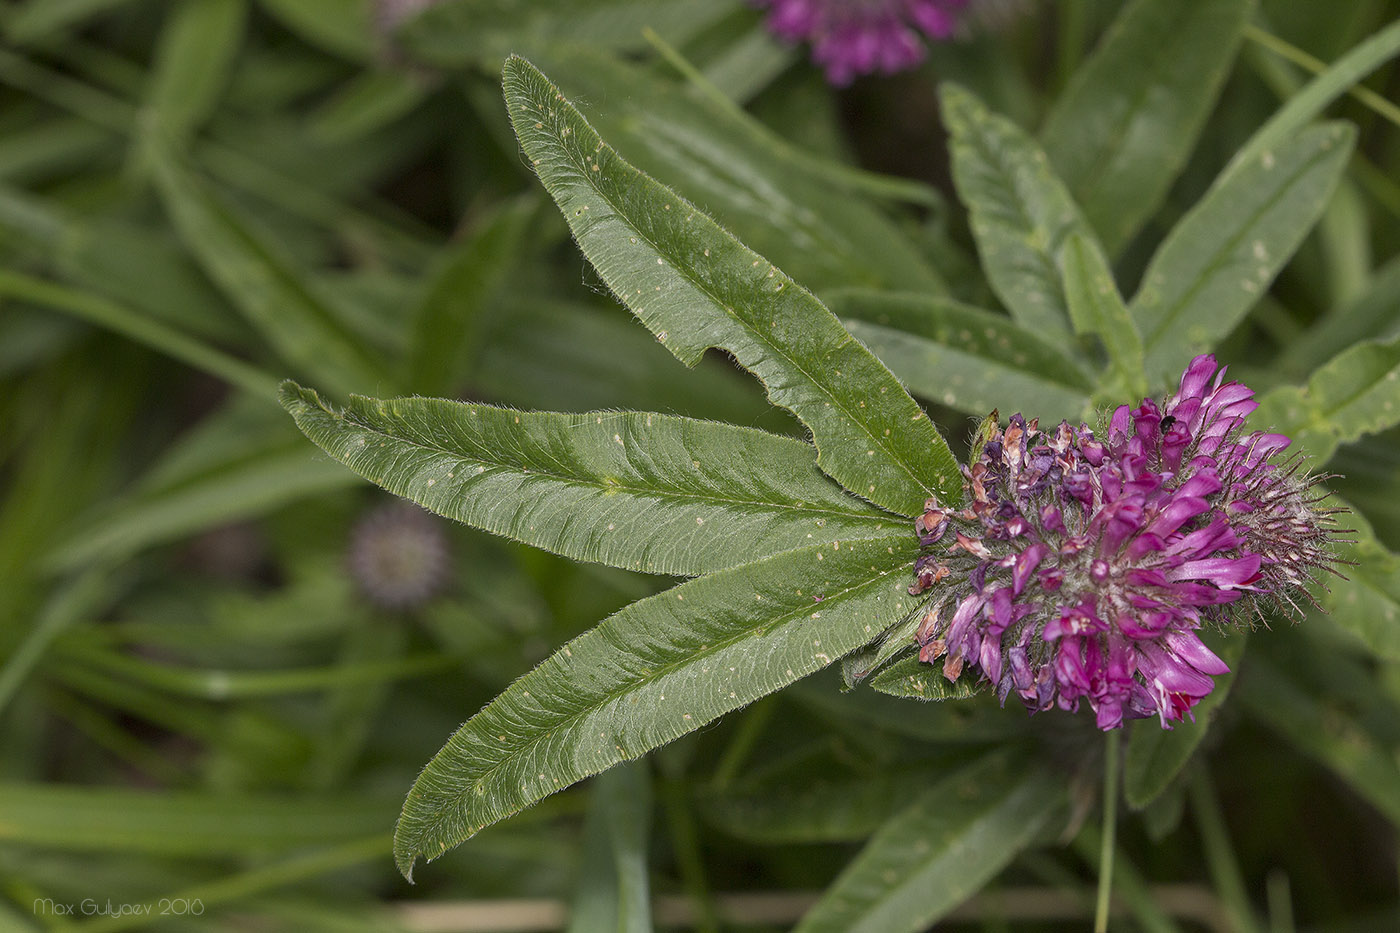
top-left (5, 0), bottom-right (141, 43)
top-left (1313, 500), bottom-right (1400, 660)
top-left (283, 383), bottom-right (900, 577)
top-left (1235, 18), bottom-right (1400, 169)
top-left (1253, 332), bottom-right (1400, 464)
top-left (400, 0), bottom-right (734, 66)
top-left (701, 748), bottom-right (947, 844)
top-left (256, 0), bottom-right (374, 61)
top-left (503, 56), bottom-right (960, 514)
top-left (568, 761), bottom-right (654, 933)
top-left (1239, 654), bottom-right (1400, 827)
top-left (942, 83), bottom-right (1092, 345)
top-left (1130, 122), bottom-right (1354, 389)
top-left (310, 68), bottom-right (430, 143)
top-left (147, 138), bottom-right (396, 397)
top-left (0, 269), bottom-right (280, 399)
top-left (1124, 631), bottom-right (1247, 808)
top-left (48, 399), bottom-right (358, 572)
top-left (393, 533), bottom-right (918, 879)
top-left (521, 48), bottom-right (946, 296)
top-left (54, 637), bottom-right (457, 699)
top-left (146, 0), bottom-right (247, 145)
top-left (827, 289), bottom-right (1093, 424)
top-left (0, 569), bottom-right (106, 716)
top-left (1040, 0), bottom-right (1251, 254)
top-left (0, 785), bottom-right (396, 853)
top-left (793, 752), bottom-right (1066, 933)
top-left (408, 196), bottom-right (537, 395)
top-left (1059, 232), bottom-right (1147, 401)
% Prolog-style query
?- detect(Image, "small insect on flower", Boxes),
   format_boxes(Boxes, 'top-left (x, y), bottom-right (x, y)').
top-left (752, 0), bottom-right (970, 85)
top-left (910, 354), bottom-right (1344, 730)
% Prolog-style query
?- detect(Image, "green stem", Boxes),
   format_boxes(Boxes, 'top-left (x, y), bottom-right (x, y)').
top-left (1242, 22), bottom-right (1400, 132)
top-left (1094, 729), bottom-right (1121, 933)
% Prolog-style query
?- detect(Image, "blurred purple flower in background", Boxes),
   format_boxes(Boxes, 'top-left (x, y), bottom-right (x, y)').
top-left (910, 356), bottom-right (1342, 730)
top-left (754, 0), bottom-right (970, 84)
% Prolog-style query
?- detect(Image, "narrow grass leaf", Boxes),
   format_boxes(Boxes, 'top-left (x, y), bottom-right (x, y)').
top-left (0, 269), bottom-right (279, 400)
top-left (525, 48), bottom-right (946, 295)
top-left (1316, 500), bottom-right (1400, 660)
top-left (256, 0), bottom-right (374, 61)
top-left (0, 785), bottom-right (397, 854)
top-left (400, 0), bottom-right (734, 66)
top-left (1253, 332), bottom-right (1400, 464)
top-left (942, 83), bottom-right (1091, 344)
top-left (793, 751), bottom-right (1065, 933)
top-left (701, 746), bottom-right (947, 844)
top-left (828, 289), bottom-right (1093, 424)
top-left (1040, 0), bottom-right (1251, 254)
top-left (568, 761), bottom-right (653, 933)
top-left (1059, 232), bottom-right (1147, 401)
top-left (1124, 631), bottom-right (1247, 808)
top-left (408, 196), bottom-right (537, 395)
top-left (1130, 122), bottom-right (1355, 389)
top-left (503, 56), bottom-right (960, 514)
top-left (1239, 654), bottom-right (1400, 827)
top-left (392, 533), bottom-right (919, 878)
top-left (1235, 18), bottom-right (1400, 169)
top-left (283, 383), bottom-right (900, 577)
top-left (147, 140), bottom-right (394, 397)
top-left (146, 0), bottom-right (247, 144)
top-left (47, 401), bottom-right (357, 572)
top-left (5, 0), bottom-right (141, 43)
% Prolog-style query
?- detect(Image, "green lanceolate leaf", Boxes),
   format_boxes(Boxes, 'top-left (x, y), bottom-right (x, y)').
top-left (147, 140), bottom-right (394, 397)
top-left (282, 384), bottom-right (901, 577)
top-left (827, 289), bottom-right (1093, 424)
top-left (1253, 333), bottom-right (1400, 464)
top-left (1059, 232), bottom-right (1147, 401)
top-left (1130, 121), bottom-right (1355, 390)
top-left (1041, 0), bottom-right (1251, 254)
top-left (0, 784), bottom-right (396, 854)
top-left (1234, 18), bottom-right (1400, 169)
top-left (523, 47), bottom-right (946, 295)
top-left (393, 533), bottom-right (920, 879)
top-left (867, 655), bottom-right (983, 702)
top-left (502, 56), bottom-right (960, 515)
top-left (942, 83), bottom-right (1091, 345)
top-left (568, 761), bottom-right (653, 933)
top-left (1239, 653), bottom-right (1400, 827)
top-left (1317, 500), bottom-right (1400, 661)
top-left (794, 751), bottom-right (1066, 933)
top-left (408, 195), bottom-right (538, 396)
top-left (1124, 630), bottom-right (1247, 808)
top-left (701, 745), bottom-right (948, 844)
top-left (146, 0), bottom-right (247, 144)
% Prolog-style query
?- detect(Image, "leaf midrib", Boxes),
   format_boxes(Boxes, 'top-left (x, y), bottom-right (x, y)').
top-left (333, 405), bottom-right (896, 527)
top-left (411, 536), bottom-right (913, 847)
top-left (1140, 138), bottom-right (1337, 350)
top-left (519, 85), bottom-right (940, 511)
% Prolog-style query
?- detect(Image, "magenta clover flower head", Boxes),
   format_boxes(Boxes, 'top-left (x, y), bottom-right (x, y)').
top-left (910, 355), bottom-right (1340, 731)
top-left (754, 0), bottom-right (969, 85)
